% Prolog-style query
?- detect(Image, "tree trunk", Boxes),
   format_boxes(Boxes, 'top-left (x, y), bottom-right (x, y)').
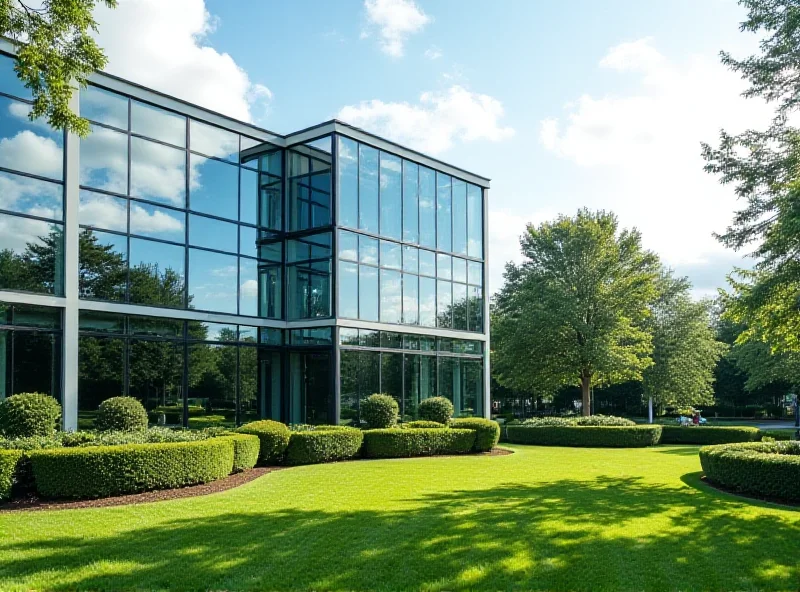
top-left (581, 373), bottom-right (591, 416)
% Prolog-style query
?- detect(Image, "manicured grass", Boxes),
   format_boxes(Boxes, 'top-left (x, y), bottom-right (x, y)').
top-left (1, 446), bottom-right (798, 591)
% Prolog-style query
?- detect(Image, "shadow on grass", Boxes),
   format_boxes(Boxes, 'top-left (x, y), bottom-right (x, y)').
top-left (652, 446), bottom-right (701, 456)
top-left (1, 475), bottom-right (798, 591)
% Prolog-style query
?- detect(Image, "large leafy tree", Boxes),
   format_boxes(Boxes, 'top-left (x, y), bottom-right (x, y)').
top-left (703, 0), bottom-right (800, 353)
top-left (492, 209), bottom-right (660, 415)
top-left (1, 0), bottom-right (116, 135)
top-left (642, 273), bottom-right (727, 412)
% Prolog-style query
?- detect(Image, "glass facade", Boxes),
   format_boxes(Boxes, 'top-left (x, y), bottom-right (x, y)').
top-left (0, 50), bottom-right (488, 428)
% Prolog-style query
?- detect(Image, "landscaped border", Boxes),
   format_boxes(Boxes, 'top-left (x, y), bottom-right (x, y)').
top-left (505, 425), bottom-right (662, 447)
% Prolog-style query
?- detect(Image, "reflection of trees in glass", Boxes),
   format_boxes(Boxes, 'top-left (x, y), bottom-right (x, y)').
top-left (79, 230), bottom-right (126, 300)
top-left (129, 339), bottom-right (183, 423)
top-left (78, 335), bottom-right (124, 420)
top-left (0, 227), bottom-right (63, 294)
top-left (438, 294), bottom-right (483, 333)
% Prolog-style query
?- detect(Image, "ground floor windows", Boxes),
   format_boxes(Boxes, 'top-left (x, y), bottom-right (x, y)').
top-left (288, 351), bottom-right (332, 425)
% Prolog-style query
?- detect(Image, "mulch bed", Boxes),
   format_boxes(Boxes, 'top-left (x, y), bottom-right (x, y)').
top-left (700, 476), bottom-right (800, 508)
top-left (0, 467), bottom-right (281, 513)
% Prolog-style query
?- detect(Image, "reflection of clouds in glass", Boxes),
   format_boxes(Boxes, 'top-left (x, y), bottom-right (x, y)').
top-left (130, 203), bottom-right (184, 235)
top-left (80, 85), bottom-right (128, 129)
top-left (211, 265), bottom-right (237, 278)
top-left (0, 130), bottom-right (63, 180)
top-left (131, 138), bottom-right (186, 206)
top-left (240, 278), bottom-right (258, 297)
top-left (80, 126), bottom-right (127, 193)
top-left (189, 249), bottom-right (238, 314)
top-left (79, 191), bottom-right (127, 231)
top-left (0, 172), bottom-right (62, 220)
top-left (0, 212), bottom-right (58, 254)
top-left (131, 101), bottom-right (186, 147)
top-left (339, 247), bottom-right (357, 260)
top-left (380, 270), bottom-right (402, 323)
top-left (190, 119), bottom-right (238, 160)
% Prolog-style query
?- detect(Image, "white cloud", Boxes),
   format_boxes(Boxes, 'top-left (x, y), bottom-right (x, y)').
top-left (338, 85), bottom-right (515, 155)
top-left (363, 0), bottom-right (431, 57)
top-left (424, 45), bottom-right (442, 60)
top-left (93, 0), bottom-right (272, 123)
top-left (538, 37), bottom-right (773, 280)
top-left (0, 131), bottom-right (63, 179)
top-left (240, 279), bottom-right (258, 298)
top-left (130, 203), bottom-right (184, 235)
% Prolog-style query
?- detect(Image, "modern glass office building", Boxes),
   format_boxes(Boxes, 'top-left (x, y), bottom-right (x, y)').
top-left (0, 42), bottom-right (490, 430)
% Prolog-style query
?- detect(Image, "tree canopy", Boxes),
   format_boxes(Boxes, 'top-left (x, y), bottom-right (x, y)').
top-left (1, 0), bottom-right (116, 136)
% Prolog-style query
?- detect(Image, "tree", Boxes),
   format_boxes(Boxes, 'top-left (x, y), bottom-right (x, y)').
top-left (642, 272), bottom-right (727, 412)
top-left (702, 0), bottom-right (800, 353)
top-left (1, 0), bottom-right (117, 136)
top-left (492, 209), bottom-right (660, 416)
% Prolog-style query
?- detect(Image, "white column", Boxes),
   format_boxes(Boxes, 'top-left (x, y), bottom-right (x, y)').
top-left (61, 88), bottom-right (81, 431)
top-left (482, 187), bottom-right (491, 419)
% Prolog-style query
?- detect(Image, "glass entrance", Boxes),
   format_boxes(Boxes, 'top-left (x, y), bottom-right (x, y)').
top-left (289, 351), bottom-right (332, 425)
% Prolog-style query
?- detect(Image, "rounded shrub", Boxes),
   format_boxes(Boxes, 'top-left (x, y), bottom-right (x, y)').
top-left (96, 397), bottom-right (148, 432)
top-left (0, 449), bottom-right (22, 501)
top-left (360, 394), bottom-right (399, 429)
top-left (0, 393), bottom-right (61, 438)
top-left (362, 428), bottom-right (476, 458)
top-left (575, 415), bottom-right (636, 427)
top-left (236, 420), bottom-right (291, 465)
top-left (28, 438), bottom-right (235, 499)
top-left (699, 441), bottom-right (800, 502)
top-left (660, 425), bottom-right (761, 445)
top-left (418, 397), bottom-right (454, 425)
top-left (523, 417), bottom-right (575, 427)
top-left (285, 428), bottom-right (364, 465)
top-left (403, 420), bottom-right (446, 429)
top-left (219, 434), bottom-right (260, 472)
top-left (450, 417), bottom-right (501, 452)
top-left (506, 425), bottom-right (662, 448)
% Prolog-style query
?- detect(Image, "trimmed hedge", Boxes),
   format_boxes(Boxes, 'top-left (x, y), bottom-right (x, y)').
top-left (759, 429), bottom-right (794, 442)
top-left (403, 420), bottom-right (446, 429)
top-left (660, 426), bottom-right (761, 445)
top-left (220, 434), bottom-right (260, 472)
top-left (0, 449), bottom-right (22, 501)
top-left (506, 425), bottom-right (663, 448)
top-left (96, 396), bottom-right (148, 432)
top-left (360, 394), bottom-right (399, 429)
top-left (0, 393), bottom-right (61, 438)
top-left (28, 438), bottom-right (235, 499)
top-left (450, 418), bottom-right (500, 452)
top-left (418, 397), bottom-right (454, 424)
top-left (236, 420), bottom-right (291, 465)
top-left (285, 428), bottom-right (364, 465)
top-left (362, 428), bottom-right (476, 459)
top-left (700, 441), bottom-right (800, 502)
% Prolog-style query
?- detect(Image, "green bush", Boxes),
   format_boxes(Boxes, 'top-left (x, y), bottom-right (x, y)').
top-left (285, 428), bottom-right (364, 465)
top-left (699, 441), bottom-right (800, 502)
top-left (0, 435), bottom-right (62, 450)
top-left (236, 420), bottom-right (291, 465)
top-left (450, 417), bottom-right (500, 452)
top-left (360, 394), bottom-right (399, 429)
top-left (96, 397), bottom-right (148, 432)
top-left (660, 426), bottom-right (761, 445)
top-left (60, 431), bottom-right (97, 447)
top-left (0, 393), bottom-right (61, 438)
top-left (0, 449), bottom-right (22, 501)
top-left (362, 428), bottom-right (476, 458)
top-left (418, 397), bottom-right (454, 424)
top-left (28, 438), bottom-right (235, 499)
top-left (576, 415), bottom-right (636, 427)
top-left (219, 434), bottom-right (260, 472)
top-left (506, 425), bottom-right (662, 448)
top-left (522, 417), bottom-right (575, 427)
top-left (403, 420), bottom-right (446, 429)
top-left (759, 429), bottom-right (794, 442)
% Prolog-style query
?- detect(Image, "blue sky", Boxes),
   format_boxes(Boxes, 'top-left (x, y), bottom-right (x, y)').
top-left (91, 0), bottom-right (770, 297)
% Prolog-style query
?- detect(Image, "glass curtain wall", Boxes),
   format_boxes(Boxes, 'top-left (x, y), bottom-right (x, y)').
top-left (335, 135), bottom-right (484, 333)
top-left (77, 310), bottom-right (282, 429)
top-left (0, 302), bottom-right (62, 403)
top-left (0, 55), bottom-right (65, 296)
top-left (338, 328), bottom-right (483, 424)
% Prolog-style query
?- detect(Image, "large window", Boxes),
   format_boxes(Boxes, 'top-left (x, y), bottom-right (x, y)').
top-left (78, 310), bottom-right (282, 429)
top-left (0, 56), bottom-right (65, 296)
top-left (0, 303), bottom-right (62, 404)
top-left (287, 137), bottom-right (332, 232)
top-left (77, 83), bottom-right (281, 318)
top-left (338, 328), bottom-right (483, 423)
top-left (286, 232), bottom-right (332, 320)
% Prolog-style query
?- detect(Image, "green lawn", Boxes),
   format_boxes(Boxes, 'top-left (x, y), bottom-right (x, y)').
top-left (1, 445), bottom-right (798, 591)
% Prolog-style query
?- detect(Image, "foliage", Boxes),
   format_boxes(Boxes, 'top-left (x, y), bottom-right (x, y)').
top-left (522, 416), bottom-right (576, 427)
top-left (417, 397), bottom-right (454, 424)
top-left (95, 396), bottom-right (148, 432)
top-left (28, 438), bottom-right (234, 499)
top-left (727, 336), bottom-right (800, 391)
top-left (506, 425), bottom-right (662, 447)
top-left (0, 434), bottom-right (62, 450)
top-left (402, 420), bottom-right (446, 429)
top-left (643, 273), bottom-right (727, 410)
top-left (361, 428), bottom-right (476, 458)
top-left (492, 209), bottom-right (660, 415)
top-left (760, 429), bottom-right (794, 441)
top-left (0, 449), bottom-right (22, 500)
top-left (0, 0), bottom-right (117, 136)
top-left (522, 415), bottom-right (635, 427)
top-left (449, 418), bottom-right (501, 452)
top-left (236, 420), bottom-right (291, 465)
top-left (219, 434), bottom-right (260, 473)
top-left (360, 394), bottom-right (399, 429)
top-left (700, 440), bottom-right (800, 502)
top-left (659, 426), bottom-right (762, 445)
top-left (284, 428), bottom-right (364, 466)
top-left (0, 393), bottom-right (61, 438)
